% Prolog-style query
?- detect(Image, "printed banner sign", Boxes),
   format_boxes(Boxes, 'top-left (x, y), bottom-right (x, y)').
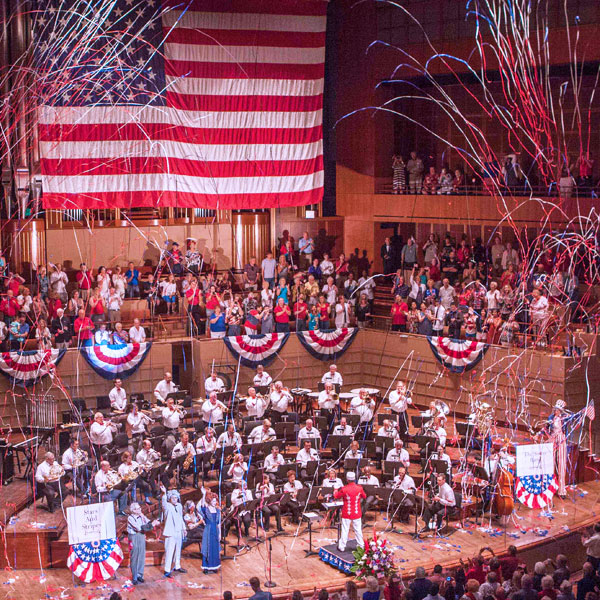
top-left (223, 333), bottom-right (289, 367)
top-left (515, 443), bottom-right (558, 508)
top-left (427, 336), bottom-right (489, 373)
top-left (296, 328), bottom-right (358, 361)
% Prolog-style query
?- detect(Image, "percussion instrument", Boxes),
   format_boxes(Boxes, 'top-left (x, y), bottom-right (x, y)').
top-left (291, 388), bottom-right (311, 414)
top-left (308, 391), bottom-right (321, 412)
top-left (350, 388), bottom-right (380, 396)
top-left (339, 392), bottom-right (354, 412)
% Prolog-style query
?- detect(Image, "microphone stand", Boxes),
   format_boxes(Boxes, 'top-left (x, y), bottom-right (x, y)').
top-left (264, 536), bottom-right (277, 588)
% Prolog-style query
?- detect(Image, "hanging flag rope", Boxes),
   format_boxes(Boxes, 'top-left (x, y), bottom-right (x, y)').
top-left (80, 342), bottom-right (152, 380)
top-left (0, 348), bottom-right (66, 386)
top-left (296, 328), bottom-right (358, 361)
top-left (223, 333), bottom-right (289, 368)
top-left (427, 336), bottom-right (489, 373)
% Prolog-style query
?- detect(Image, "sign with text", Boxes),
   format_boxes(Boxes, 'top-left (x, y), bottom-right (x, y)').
top-left (66, 502), bottom-right (116, 546)
top-left (516, 443), bottom-right (554, 478)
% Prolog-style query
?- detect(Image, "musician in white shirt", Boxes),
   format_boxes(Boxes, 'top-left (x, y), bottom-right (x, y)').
top-left (253, 364), bottom-right (272, 387)
top-left (345, 440), bottom-right (363, 459)
top-left (318, 382), bottom-right (339, 428)
top-left (332, 417), bottom-right (354, 437)
top-left (136, 439), bottom-right (160, 471)
top-left (420, 473), bottom-right (456, 533)
top-left (129, 318), bottom-right (146, 343)
top-left (264, 445), bottom-right (285, 482)
top-left (90, 412), bottom-right (118, 457)
top-left (256, 473), bottom-right (283, 531)
top-left (227, 453), bottom-right (248, 493)
top-left (95, 460), bottom-right (127, 513)
top-left (245, 387), bottom-right (269, 419)
top-left (388, 381), bottom-right (412, 435)
top-left (162, 398), bottom-right (183, 455)
top-left (269, 381), bottom-right (292, 422)
top-left (391, 464), bottom-right (416, 522)
top-left (322, 467), bottom-right (343, 490)
top-left (282, 470), bottom-right (303, 523)
top-left (358, 466), bottom-right (380, 514)
top-left (217, 423), bottom-right (242, 449)
top-left (127, 404), bottom-right (152, 442)
top-left (172, 432), bottom-right (196, 460)
top-left (196, 428), bottom-right (217, 453)
top-left (227, 481), bottom-right (253, 538)
top-left (297, 418), bottom-right (321, 443)
top-left (204, 372), bottom-right (225, 396)
top-left (35, 452), bottom-right (67, 512)
top-left (62, 439), bottom-right (90, 494)
top-left (350, 390), bottom-right (376, 433)
top-left (154, 372), bottom-right (178, 406)
top-left (201, 392), bottom-right (226, 428)
top-left (321, 364), bottom-right (343, 387)
top-left (248, 419), bottom-right (275, 444)
top-left (386, 438), bottom-right (410, 467)
top-left (296, 440), bottom-right (319, 479)
top-left (109, 379), bottom-right (127, 412)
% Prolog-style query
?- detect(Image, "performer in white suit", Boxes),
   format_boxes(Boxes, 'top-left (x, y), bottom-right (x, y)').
top-left (160, 485), bottom-right (187, 578)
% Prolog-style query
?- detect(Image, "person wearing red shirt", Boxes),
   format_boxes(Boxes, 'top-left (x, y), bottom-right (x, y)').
top-left (273, 297), bottom-right (291, 333)
top-left (76, 263), bottom-right (92, 301)
top-left (293, 294), bottom-right (309, 332)
top-left (6, 273), bottom-right (24, 297)
top-left (89, 290), bottom-right (106, 325)
top-left (333, 471), bottom-right (366, 552)
top-left (391, 296), bottom-right (408, 332)
top-left (0, 290), bottom-right (20, 325)
top-left (464, 555), bottom-right (486, 584)
top-left (316, 295), bottom-right (330, 330)
top-left (73, 309), bottom-right (94, 344)
top-left (185, 280), bottom-right (203, 336)
top-left (47, 294), bottom-right (63, 320)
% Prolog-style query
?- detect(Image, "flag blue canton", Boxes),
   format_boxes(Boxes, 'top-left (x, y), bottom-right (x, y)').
top-left (73, 538), bottom-right (116, 563)
top-left (33, 0), bottom-right (166, 107)
top-left (520, 474), bottom-right (553, 495)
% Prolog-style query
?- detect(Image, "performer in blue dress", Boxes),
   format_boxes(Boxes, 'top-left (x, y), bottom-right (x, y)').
top-left (198, 491), bottom-right (221, 574)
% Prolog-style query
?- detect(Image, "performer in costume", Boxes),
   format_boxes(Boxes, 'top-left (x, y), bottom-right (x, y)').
top-left (199, 491), bottom-right (222, 574)
top-left (547, 399), bottom-right (568, 498)
top-left (334, 471), bottom-right (366, 552)
top-left (160, 485), bottom-right (187, 578)
top-left (127, 502), bottom-right (159, 585)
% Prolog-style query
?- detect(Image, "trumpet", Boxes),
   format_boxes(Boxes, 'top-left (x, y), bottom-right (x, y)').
top-left (46, 463), bottom-right (65, 482)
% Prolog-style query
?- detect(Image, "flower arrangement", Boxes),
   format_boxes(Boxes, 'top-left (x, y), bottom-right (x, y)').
top-left (350, 531), bottom-right (396, 580)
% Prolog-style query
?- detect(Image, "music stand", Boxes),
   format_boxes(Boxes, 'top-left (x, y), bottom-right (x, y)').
top-left (473, 465), bottom-right (489, 481)
top-left (167, 391), bottom-right (187, 402)
top-left (415, 435), bottom-right (438, 450)
top-left (411, 415), bottom-right (428, 430)
top-left (361, 440), bottom-right (377, 458)
top-left (343, 457), bottom-right (366, 473)
top-left (325, 434), bottom-right (353, 453)
top-left (274, 422), bottom-right (295, 441)
top-left (302, 511), bottom-right (321, 557)
top-left (431, 459), bottom-right (451, 474)
top-left (340, 414), bottom-right (361, 428)
top-left (255, 385), bottom-right (270, 396)
top-left (383, 460), bottom-right (401, 476)
top-left (377, 412), bottom-right (395, 425)
top-left (275, 462), bottom-right (295, 481)
top-left (244, 420), bottom-right (263, 436)
top-left (297, 436), bottom-right (321, 451)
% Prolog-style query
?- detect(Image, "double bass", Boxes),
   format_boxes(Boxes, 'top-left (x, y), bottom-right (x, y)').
top-left (492, 465), bottom-right (514, 517)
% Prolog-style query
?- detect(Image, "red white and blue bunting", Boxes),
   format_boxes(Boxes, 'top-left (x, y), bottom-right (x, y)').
top-left (515, 474), bottom-right (558, 509)
top-left (224, 333), bottom-right (289, 367)
top-left (80, 342), bottom-right (152, 380)
top-left (427, 336), bottom-right (489, 373)
top-left (296, 328), bottom-right (358, 361)
top-left (67, 537), bottom-right (123, 583)
top-left (0, 348), bottom-right (66, 386)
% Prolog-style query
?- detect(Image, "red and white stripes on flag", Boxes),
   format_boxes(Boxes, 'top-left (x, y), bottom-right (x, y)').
top-left (39, 0), bottom-right (327, 210)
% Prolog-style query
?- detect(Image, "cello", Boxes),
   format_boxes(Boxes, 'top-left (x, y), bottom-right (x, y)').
top-left (492, 465), bottom-right (514, 518)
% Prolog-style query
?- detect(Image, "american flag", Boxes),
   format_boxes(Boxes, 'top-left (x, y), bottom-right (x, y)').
top-left (584, 399), bottom-right (595, 421)
top-left (36, 0), bottom-right (326, 210)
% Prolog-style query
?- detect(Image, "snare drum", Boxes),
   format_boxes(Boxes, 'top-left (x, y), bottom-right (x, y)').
top-left (339, 392), bottom-right (354, 413)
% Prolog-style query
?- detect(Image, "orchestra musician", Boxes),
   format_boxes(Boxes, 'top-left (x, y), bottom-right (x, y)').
top-left (264, 445), bottom-right (285, 483)
top-left (296, 439), bottom-right (319, 480)
top-left (248, 419), bottom-right (276, 444)
top-left (61, 438), bottom-right (90, 496)
top-left (201, 392), bottom-right (227, 430)
top-left (298, 418), bottom-right (322, 444)
top-left (118, 450), bottom-right (152, 504)
top-left (423, 400), bottom-right (443, 428)
top-left (269, 381), bottom-right (293, 423)
top-left (196, 427), bottom-right (217, 453)
top-left (35, 452), bottom-right (68, 513)
top-left (321, 364), bottom-right (343, 387)
top-left (127, 403), bottom-right (153, 451)
top-left (332, 417), bottom-right (354, 436)
top-left (154, 372), bottom-right (178, 406)
top-left (281, 470), bottom-right (303, 524)
top-left (256, 473), bottom-right (283, 532)
top-left (420, 416), bottom-right (447, 472)
top-left (318, 382), bottom-right (340, 428)
top-left (390, 464), bottom-right (416, 523)
top-left (334, 471), bottom-right (366, 552)
top-left (323, 467), bottom-right (343, 491)
top-left (90, 412), bottom-right (118, 459)
top-left (227, 480), bottom-right (254, 539)
top-left (253, 364), bottom-right (272, 388)
top-left (388, 381), bottom-right (412, 436)
top-left (350, 389), bottom-right (376, 436)
top-left (345, 440), bottom-right (363, 459)
top-left (376, 419), bottom-right (399, 461)
top-left (430, 443), bottom-right (452, 481)
top-left (217, 423), bottom-right (242, 449)
top-left (183, 500), bottom-right (205, 553)
top-left (386, 438), bottom-right (410, 468)
top-left (204, 371), bottom-right (225, 396)
top-left (227, 452), bottom-right (248, 492)
top-left (419, 473), bottom-right (456, 533)
top-left (109, 378), bottom-right (128, 413)
top-left (245, 387), bottom-right (269, 419)
top-left (162, 397), bottom-right (184, 455)
top-left (95, 460), bottom-right (127, 514)
top-left (136, 439), bottom-right (161, 497)
top-left (171, 432), bottom-right (197, 486)
top-left (357, 465), bottom-right (380, 516)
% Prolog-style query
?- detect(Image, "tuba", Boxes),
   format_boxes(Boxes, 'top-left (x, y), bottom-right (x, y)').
top-left (47, 463), bottom-right (65, 482)
top-left (105, 469), bottom-right (123, 491)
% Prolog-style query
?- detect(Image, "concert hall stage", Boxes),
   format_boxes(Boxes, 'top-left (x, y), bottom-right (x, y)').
top-left (1, 481), bottom-right (598, 600)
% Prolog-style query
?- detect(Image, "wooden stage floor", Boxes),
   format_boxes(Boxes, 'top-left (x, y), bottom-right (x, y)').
top-left (1, 480), bottom-right (599, 600)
